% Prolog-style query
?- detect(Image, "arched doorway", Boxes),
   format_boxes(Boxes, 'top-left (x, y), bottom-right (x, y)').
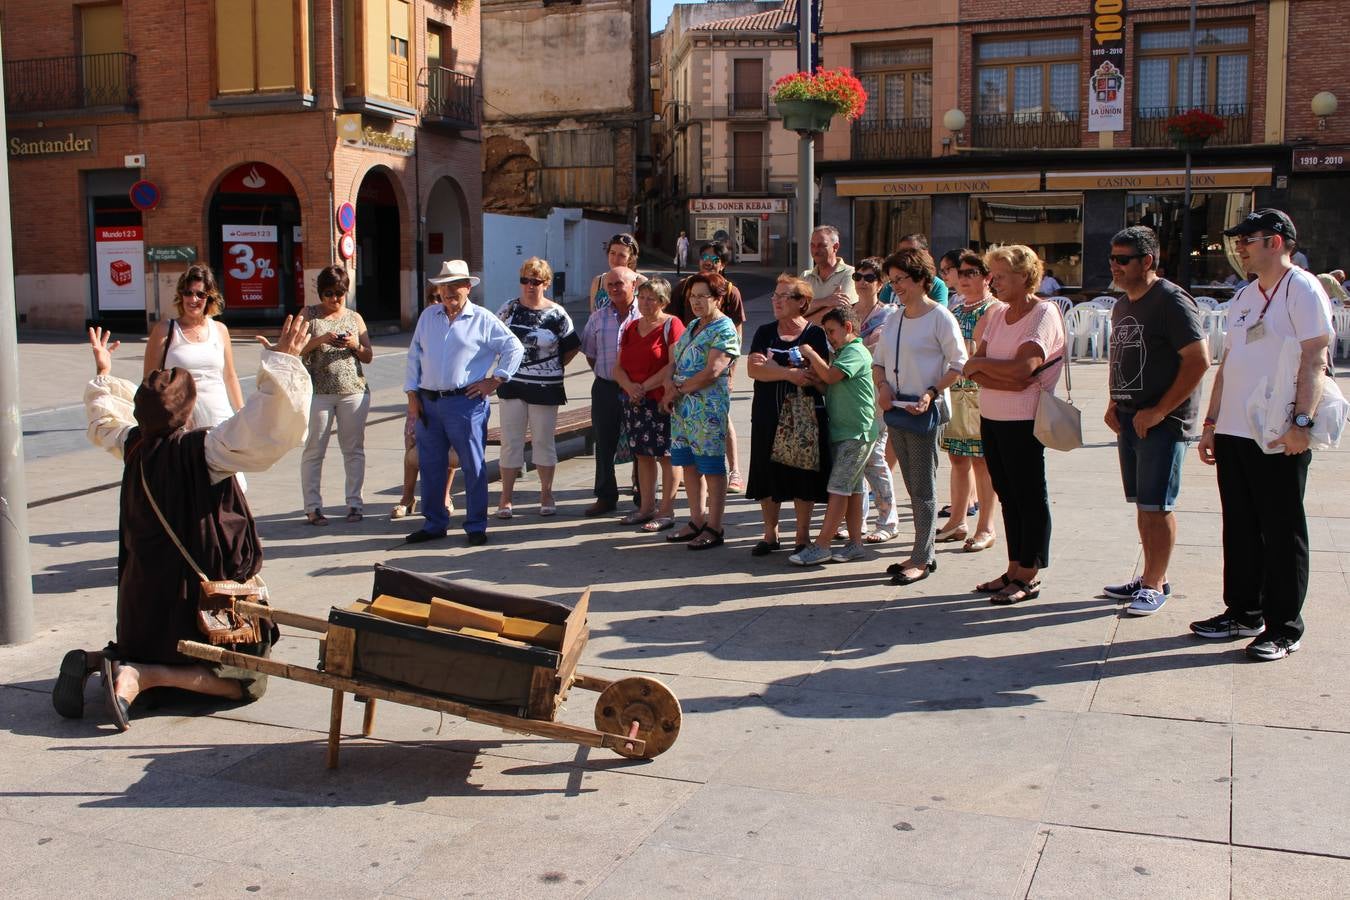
top-left (355, 168), bottom-right (401, 321)
top-left (424, 175), bottom-right (466, 283)
top-left (208, 162), bottom-right (302, 320)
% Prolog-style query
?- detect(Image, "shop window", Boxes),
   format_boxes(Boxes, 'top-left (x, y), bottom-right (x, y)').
top-left (853, 43), bottom-right (932, 160)
top-left (852, 198), bottom-right (932, 261)
top-left (213, 0), bottom-right (299, 95)
top-left (1134, 23), bottom-right (1251, 145)
top-left (968, 195), bottom-right (1083, 288)
top-left (974, 34), bottom-right (1079, 148)
top-left (1125, 192), bottom-right (1252, 289)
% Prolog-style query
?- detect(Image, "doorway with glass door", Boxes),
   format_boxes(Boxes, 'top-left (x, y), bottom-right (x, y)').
top-left (734, 216), bottom-right (761, 263)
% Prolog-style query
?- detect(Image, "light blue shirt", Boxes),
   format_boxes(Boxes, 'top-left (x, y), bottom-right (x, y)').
top-left (404, 301), bottom-right (524, 393)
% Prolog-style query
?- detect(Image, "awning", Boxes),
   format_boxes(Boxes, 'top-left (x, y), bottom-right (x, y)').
top-left (835, 173), bottom-right (1041, 197)
top-left (1044, 167), bottom-right (1272, 190)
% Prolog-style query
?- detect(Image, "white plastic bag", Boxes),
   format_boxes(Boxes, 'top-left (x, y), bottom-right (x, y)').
top-left (1246, 336), bottom-right (1349, 452)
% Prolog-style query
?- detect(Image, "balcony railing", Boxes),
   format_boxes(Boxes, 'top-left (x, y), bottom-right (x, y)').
top-left (4, 52), bottom-right (136, 114)
top-left (972, 110), bottom-right (1080, 149)
top-left (726, 91), bottom-right (771, 118)
top-left (852, 118), bottom-right (931, 160)
top-left (420, 67), bottom-right (478, 129)
top-left (701, 171), bottom-right (795, 195)
top-left (668, 97), bottom-right (781, 125)
top-left (1132, 105), bottom-right (1251, 147)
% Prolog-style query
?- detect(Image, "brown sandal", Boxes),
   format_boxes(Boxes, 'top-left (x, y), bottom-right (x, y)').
top-left (306, 509), bottom-right (329, 527)
top-left (345, 508), bottom-right (363, 523)
top-left (989, 579), bottom-right (1041, 605)
top-left (974, 573), bottom-right (1013, 594)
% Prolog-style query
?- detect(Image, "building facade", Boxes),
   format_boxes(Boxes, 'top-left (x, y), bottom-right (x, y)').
top-left (3, 0), bottom-right (482, 331)
top-left (817, 0), bottom-right (1350, 294)
top-left (655, 0), bottom-right (799, 267)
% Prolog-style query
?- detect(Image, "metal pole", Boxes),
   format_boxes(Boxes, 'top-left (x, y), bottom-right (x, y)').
top-left (794, 0), bottom-right (814, 272)
top-left (0, 28), bottom-right (36, 646)
top-left (1179, 0), bottom-right (1198, 288)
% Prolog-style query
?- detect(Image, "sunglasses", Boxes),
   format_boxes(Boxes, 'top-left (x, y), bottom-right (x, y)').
top-left (700, 254), bottom-right (721, 263)
top-left (851, 272), bottom-right (879, 283)
top-left (320, 290), bottom-right (343, 299)
top-left (519, 277), bottom-right (546, 286)
top-left (1108, 254), bottom-right (1143, 265)
top-left (957, 268), bottom-right (983, 278)
top-left (179, 289), bottom-right (209, 300)
top-left (1236, 234), bottom-right (1272, 245)
top-left (611, 234), bottom-right (637, 247)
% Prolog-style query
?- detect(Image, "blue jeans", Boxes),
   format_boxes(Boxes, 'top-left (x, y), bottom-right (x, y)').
top-left (1115, 409), bottom-right (1186, 512)
top-left (417, 393), bottom-right (490, 534)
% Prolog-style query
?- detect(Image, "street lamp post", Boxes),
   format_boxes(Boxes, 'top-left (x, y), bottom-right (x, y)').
top-left (794, 0), bottom-right (813, 272)
top-left (1178, 0), bottom-right (1198, 289)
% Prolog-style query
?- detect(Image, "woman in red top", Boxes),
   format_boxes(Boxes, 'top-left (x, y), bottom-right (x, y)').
top-left (614, 277), bottom-right (686, 530)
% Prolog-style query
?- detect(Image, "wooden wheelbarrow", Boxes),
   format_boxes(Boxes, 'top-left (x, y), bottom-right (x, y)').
top-left (176, 567), bottom-right (681, 769)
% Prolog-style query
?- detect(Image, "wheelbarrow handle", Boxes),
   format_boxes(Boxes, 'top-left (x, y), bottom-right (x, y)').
top-left (235, 600), bottom-right (330, 634)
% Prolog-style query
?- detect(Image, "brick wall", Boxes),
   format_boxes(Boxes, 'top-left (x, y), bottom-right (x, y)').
top-left (2, 0), bottom-right (483, 328)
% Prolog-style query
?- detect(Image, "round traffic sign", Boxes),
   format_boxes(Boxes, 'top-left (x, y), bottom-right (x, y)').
top-left (336, 202), bottom-right (356, 233)
top-left (338, 232), bottom-right (356, 260)
top-left (129, 180), bottom-right (161, 211)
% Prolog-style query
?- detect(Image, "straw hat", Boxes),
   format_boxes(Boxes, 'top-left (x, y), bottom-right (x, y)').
top-left (427, 259), bottom-right (480, 286)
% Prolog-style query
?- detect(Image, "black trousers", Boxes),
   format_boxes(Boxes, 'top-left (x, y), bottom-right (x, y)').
top-left (590, 376), bottom-right (624, 504)
top-left (981, 417), bottom-right (1051, 569)
top-left (1214, 434), bottom-right (1310, 641)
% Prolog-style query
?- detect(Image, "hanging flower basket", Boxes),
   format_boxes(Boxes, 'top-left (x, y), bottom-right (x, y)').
top-left (771, 67), bottom-right (868, 134)
top-left (1165, 108), bottom-right (1225, 151)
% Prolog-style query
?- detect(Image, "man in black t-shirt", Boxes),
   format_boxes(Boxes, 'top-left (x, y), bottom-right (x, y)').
top-left (1102, 226), bottom-right (1210, 618)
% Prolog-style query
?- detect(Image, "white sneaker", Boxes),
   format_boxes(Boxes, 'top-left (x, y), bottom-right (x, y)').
top-left (831, 542), bottom-right (866, 563)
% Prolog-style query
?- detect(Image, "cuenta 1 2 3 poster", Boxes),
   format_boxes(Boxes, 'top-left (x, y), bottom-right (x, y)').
top-left (1089, 0), bottom-right (1127, 133)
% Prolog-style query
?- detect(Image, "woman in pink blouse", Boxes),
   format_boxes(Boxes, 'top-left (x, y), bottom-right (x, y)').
top-left (962, 245), bottom-right (1066, 605)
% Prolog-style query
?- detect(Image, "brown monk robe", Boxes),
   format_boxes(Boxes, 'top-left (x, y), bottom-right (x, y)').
top-left (53, 318), bottom-right (312, 730)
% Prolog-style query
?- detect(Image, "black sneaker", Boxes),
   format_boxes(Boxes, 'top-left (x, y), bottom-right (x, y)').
top-left (1104, 577), bottom-right (1172, 601)
top-left (1189, 613), bottom-right (1265, 640)
top-left (405, 528), bottom-right (447, 544)
top-left (466, 531), bottom-right (487, 547)
top-left (1246, 635), bottom-right (1300, 660)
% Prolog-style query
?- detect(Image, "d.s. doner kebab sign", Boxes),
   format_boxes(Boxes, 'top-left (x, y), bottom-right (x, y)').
top-left (689, 198), bottom-right (788, 213)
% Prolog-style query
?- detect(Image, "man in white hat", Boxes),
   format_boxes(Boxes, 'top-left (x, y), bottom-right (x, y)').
top-left (404, 260), bottom-right (524, 546)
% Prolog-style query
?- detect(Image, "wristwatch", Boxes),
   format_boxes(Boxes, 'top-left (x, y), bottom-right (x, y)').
top-left (1294, 413), bottom-right (1315, 429)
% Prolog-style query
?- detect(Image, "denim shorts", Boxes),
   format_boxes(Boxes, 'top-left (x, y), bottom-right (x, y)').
top-left (671, 444), bottom-right (727, 476)
top-left (1116, 408), bottom-right (1186, 512)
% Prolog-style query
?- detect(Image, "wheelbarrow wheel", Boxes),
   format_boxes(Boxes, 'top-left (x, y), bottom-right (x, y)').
top-left (593, 676), bottom-right (681, 759)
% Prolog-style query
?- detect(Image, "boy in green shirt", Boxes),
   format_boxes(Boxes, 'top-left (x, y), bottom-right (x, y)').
top-left (790, 307), bottom-right (879, 566)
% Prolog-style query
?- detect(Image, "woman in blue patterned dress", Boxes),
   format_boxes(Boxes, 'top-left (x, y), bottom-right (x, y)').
top-left (661, 273), bottom-right (740, 550)
top-left (937, 250), bottom-right (1002, 552)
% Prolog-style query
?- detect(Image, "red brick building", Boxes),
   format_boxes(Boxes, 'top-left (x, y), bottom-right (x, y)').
top-left (816, 0), bottom-right (1350, 293)
top-left (2, 0), bottom-right (482, 330)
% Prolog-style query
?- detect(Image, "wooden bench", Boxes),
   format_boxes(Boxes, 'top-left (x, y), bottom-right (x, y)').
top-left (486, 405), bottom-right (595, 470)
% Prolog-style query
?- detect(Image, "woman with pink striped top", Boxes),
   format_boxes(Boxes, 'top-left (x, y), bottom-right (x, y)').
top-left (962, 245), bottom-right (1066, 606)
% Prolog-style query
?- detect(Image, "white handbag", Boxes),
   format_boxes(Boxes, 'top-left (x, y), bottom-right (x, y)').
top-left (1032, 355), bottom-right (1083, 452)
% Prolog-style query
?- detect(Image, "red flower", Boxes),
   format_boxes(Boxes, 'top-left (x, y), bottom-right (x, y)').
top-left (1165, 108), bottom-right (1226, 141)
top-left (770, 67), bottom-right (868, 121)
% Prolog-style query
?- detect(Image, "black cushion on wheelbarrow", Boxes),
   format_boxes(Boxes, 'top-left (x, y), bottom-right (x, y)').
top-left (370, 564), bottom-right (573, 624)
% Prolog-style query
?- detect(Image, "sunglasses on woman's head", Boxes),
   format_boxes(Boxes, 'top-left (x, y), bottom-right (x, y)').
top-left (851, 272), bottom-right (879, 283)
top-left (612, 234), bottom-right (636, 247)
top-left (180, 289), bottom-right (208, 300)
top-left (519, 277), bottom-right (546, 287)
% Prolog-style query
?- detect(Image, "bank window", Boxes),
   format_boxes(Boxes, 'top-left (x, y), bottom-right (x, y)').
top-left (855, 43), bottom-right (932, 126)
top-left (968, 194), bottom-right (1083, 288)
top-left (213, 0), bottom-right (299, 95)
top-left (852, 198), bottom-right (932, 261)
top-left (1125, 192), bottom-right (1252, 288)
top-left (1135, 24), bottom-right (1250, 144)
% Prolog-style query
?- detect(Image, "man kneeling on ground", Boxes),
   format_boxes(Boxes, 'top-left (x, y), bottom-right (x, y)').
top-left (52, 315), bottom-right (313, 730)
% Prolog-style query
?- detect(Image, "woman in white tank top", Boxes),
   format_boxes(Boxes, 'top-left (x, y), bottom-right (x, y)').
top-left (145, 265), bottom-right (242, 431)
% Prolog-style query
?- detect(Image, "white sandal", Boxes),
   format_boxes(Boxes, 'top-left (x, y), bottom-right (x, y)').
top-left (390, 499), bottom-right (417, 520)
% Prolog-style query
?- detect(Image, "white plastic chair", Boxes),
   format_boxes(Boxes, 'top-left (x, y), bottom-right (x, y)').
top-left (1193, 296), bottom-right (1219, 310)
top-left (1065, 304), bottom-right (1109, 360)
top-left (1205, 308), bottom-right (1229, 362)
top-left (1333, 307), bottom-right (1350, 359)
top-left (1086, 295), bottom-right (1117, 310)
top-left (1047, 296), bottom-right (1073, 318)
